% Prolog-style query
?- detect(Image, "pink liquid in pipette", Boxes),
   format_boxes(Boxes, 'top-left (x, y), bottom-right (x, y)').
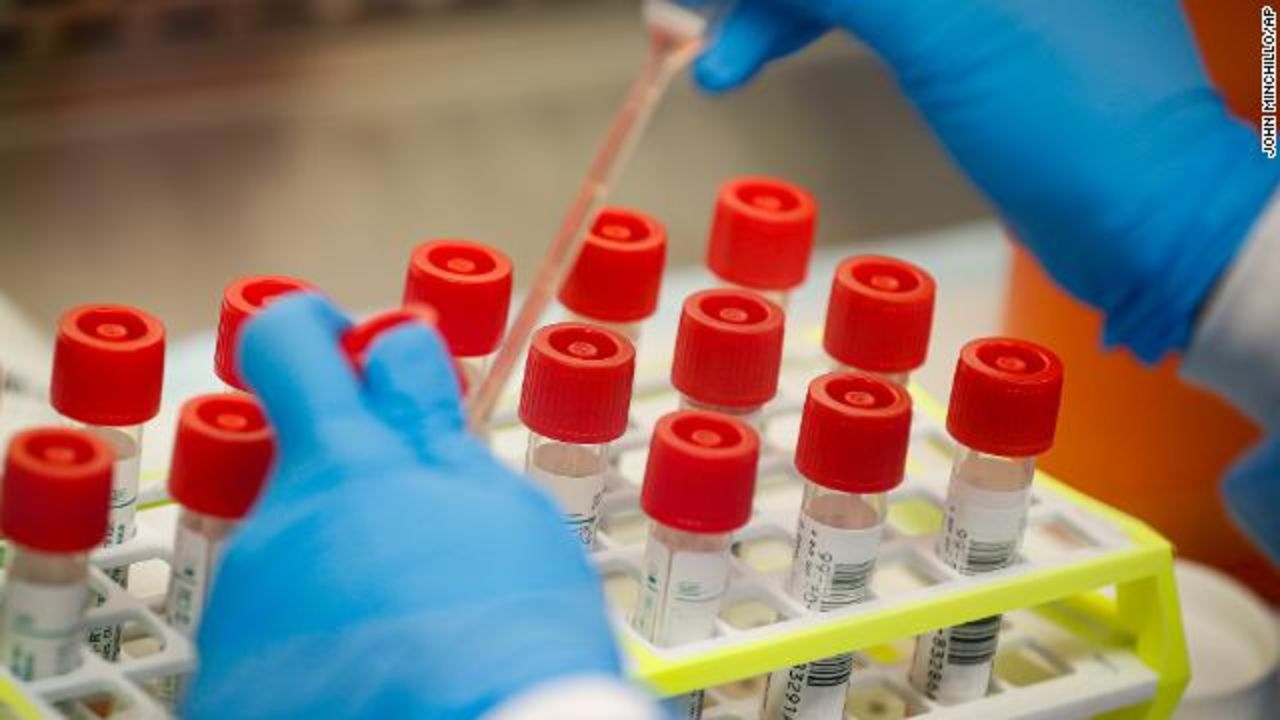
top-left (468, 9), bottom-right (705, 432)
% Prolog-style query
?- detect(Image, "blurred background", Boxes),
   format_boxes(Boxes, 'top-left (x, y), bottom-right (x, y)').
top-left (0, 0), bottom-right (988, 335)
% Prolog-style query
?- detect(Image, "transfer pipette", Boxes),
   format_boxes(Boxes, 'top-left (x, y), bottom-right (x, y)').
top-left (467, 0), bottom-right (715, 432)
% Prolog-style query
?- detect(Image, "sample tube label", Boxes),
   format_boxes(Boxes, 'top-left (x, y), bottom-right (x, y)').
top-left (166, 527), bottom-right (224, 638)
top-left (937, 481), bottom-right (1028, 575)
top-left (763, 516), bottom-right (882, 720)
top-left (0, 580), bottom-right (87, 680)
top-left (81, 427), bottom-right (141, 657)
top-left (909, 616), bottom-right (1002, 703)
top-left (631, 540), bottom-right (729, 648)
top-left (911, 480), bottom-right (1026, 701)
top-left (528, 463), bottom-right (607, 547)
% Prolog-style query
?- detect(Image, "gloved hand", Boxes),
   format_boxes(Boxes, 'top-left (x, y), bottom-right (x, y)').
top-left (186, 293), bottom-right (621, 719)
top-left (1222, 438), bottom-right (1280, 564)
top-left (695, 0), bottom-right (1280, 362)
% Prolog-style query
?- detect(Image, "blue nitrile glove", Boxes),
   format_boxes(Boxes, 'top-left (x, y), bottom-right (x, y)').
top-left (695, 0), bottom-right (1280, 362)
top-left (186, 293), bottom-right (621, 719)
top-left (1222, 439), bottom-right (1280, 564)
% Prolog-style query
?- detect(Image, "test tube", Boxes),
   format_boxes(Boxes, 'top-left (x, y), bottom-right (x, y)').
top-left (216, 275), bottom-right (315, 391)
top-left (823, 255), bottom-right (936, 386)
top-left (671, 288), bottom-right (785, 427)
top-left (159, 393), bottom-right (274, 706)
top-left (761, 372), bottom-right (912, 720)
top-left (0, 428), bottom-right (112, 680)
top-left (908, 338), bottom-right (1064, 704)
top-left (519, 323), bottom-right (635, 547)
top-left (403, 239), bottom-right (513, 392)
top-left (558, 207), bottom-right (667, 345)
top-left (705, 176), bottom-right (818, 310)
top-left (50, 304), bottom-right (165, 661)
top-left (338, 305), bottom-right (471, 396)
top-left (631, 410), bottom-right (759, 719)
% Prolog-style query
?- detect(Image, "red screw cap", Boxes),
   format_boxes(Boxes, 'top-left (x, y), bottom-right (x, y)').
top-left (671, 289), bottom-right (785, 409)
top-left (641, 411), bottom-right (758, 534)
top-left (824, 255), bottom-right (936, 374)
top-left (947, 337), bottom-right (1065, 457)
top-left (168, 394), bottom-right (275, 520)
top-left (403, 240), bottom-right (513, 358)
top-left (3, 428), bottom-right (112, 553)
top-left (559, 207), bottom-right (667, 323)
top-left (216, 275), bottom-right (314, 390)
top-left (706, 176), bottom-right (818, 291)
top-left (519, 323), bottom-right (636, 444)
top-left (52, 304), bottom-right (165, 426)
top-left (796, 372), bottom-right (912, 494)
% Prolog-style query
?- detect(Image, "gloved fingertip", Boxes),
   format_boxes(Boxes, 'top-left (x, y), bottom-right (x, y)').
top-left (362, 322), bottom-right (468, 446)
top-left (693, 51), bottom-right (753, 94)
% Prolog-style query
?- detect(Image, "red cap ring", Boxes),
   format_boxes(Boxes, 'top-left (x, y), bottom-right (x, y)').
top-left (671, 289), bottom-right (785, 409)
top-left (519, 323), bottom-right (636, 444)
top-left (641, 411), bottom-right (759, 534)
top-left (947, 337), bottom-right (1065, 457)
top-left (795, 372), bottom-right (912, 494)
top-left (824, 255), bottom-right (936, 374)
top-left (3, 428), bottom-right (112, 553)
top-left (559, 207), bottom-right (667, 323)
top-left (168, 394), bottom-right (275, 520)
top-left (706, 176), bottom-right (818, 291)
top-left (52, 304), bottom-right (165, 426)
top-left (216, 275), bottom-right (314, 390)
top-left (403, 240), bottom-right (513, 358)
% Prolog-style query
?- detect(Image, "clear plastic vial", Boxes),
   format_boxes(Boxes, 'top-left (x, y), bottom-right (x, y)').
top-left (50, 304), bottom-right (165, 661)
top-left (560, 206), bottom-right (668, 349)
top-left (79, 424), bottom-right (143, 658)
top-left (520, 323), bottom-right (635, 547)
top-left (671, 288), bottom-right (785, 432)
top-left (908, 338), bottom-right (1064, 704)
top-left (0, 428), bottom-right (113, 681)
top-left (762, 373), bottom-right (912, 720)
top-left (705, 176), bottom-right (818, 314)
top-left (823, 255), bottom-right (936, 388)
top-left (631, 410), bottom-right (759, 720)
top-left (159, 393), bottom-right (274, 707)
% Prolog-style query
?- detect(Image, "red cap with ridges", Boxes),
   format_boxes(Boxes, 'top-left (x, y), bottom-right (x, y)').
top-left (641, 411), bottom-right (758, 534)
top-left (403, 239), bottom-right (513, 358)
top-left (947, 337), bottom-right (1065, 457)
top-left (559, 207), bottom-right (667, 323)
top-left (519, 323), bottom-right (635, 444)
top-left (168, 393), bottom-right (275, 520)
top-left (216, 275), bottom-right (314, 390)
top-left (52, 304), bottom-right (165, 426)
top-left (706, 176), bottom-right (818, 290)
top-left (671, 289), bottom-right (785, 409)
top-left (796, 372), bottom-right (912, 493)
top-left (824, 255), bottom-right (936, 374)
top-left (340, 305), bottom-right (467, 394)
top-left (3, 428), bottom-right (112, 553)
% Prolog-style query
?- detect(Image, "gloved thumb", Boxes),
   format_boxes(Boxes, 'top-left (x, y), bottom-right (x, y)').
top-left (1221, 438), bottom-right (1280, 565)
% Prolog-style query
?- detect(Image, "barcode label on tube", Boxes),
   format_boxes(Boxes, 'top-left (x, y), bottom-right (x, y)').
top-left (938, 480), bottom-right (1029, 575)
top-left (945, 616), bottom-right (1001, 665)
top-left (909, 615), bottom-right (1003, 702)
top-left (763, 512), bottom-right (882, 719)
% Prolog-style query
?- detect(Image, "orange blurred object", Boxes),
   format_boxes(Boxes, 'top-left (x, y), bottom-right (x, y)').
top-left (1002, 1), bottom-right (1279, 601)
